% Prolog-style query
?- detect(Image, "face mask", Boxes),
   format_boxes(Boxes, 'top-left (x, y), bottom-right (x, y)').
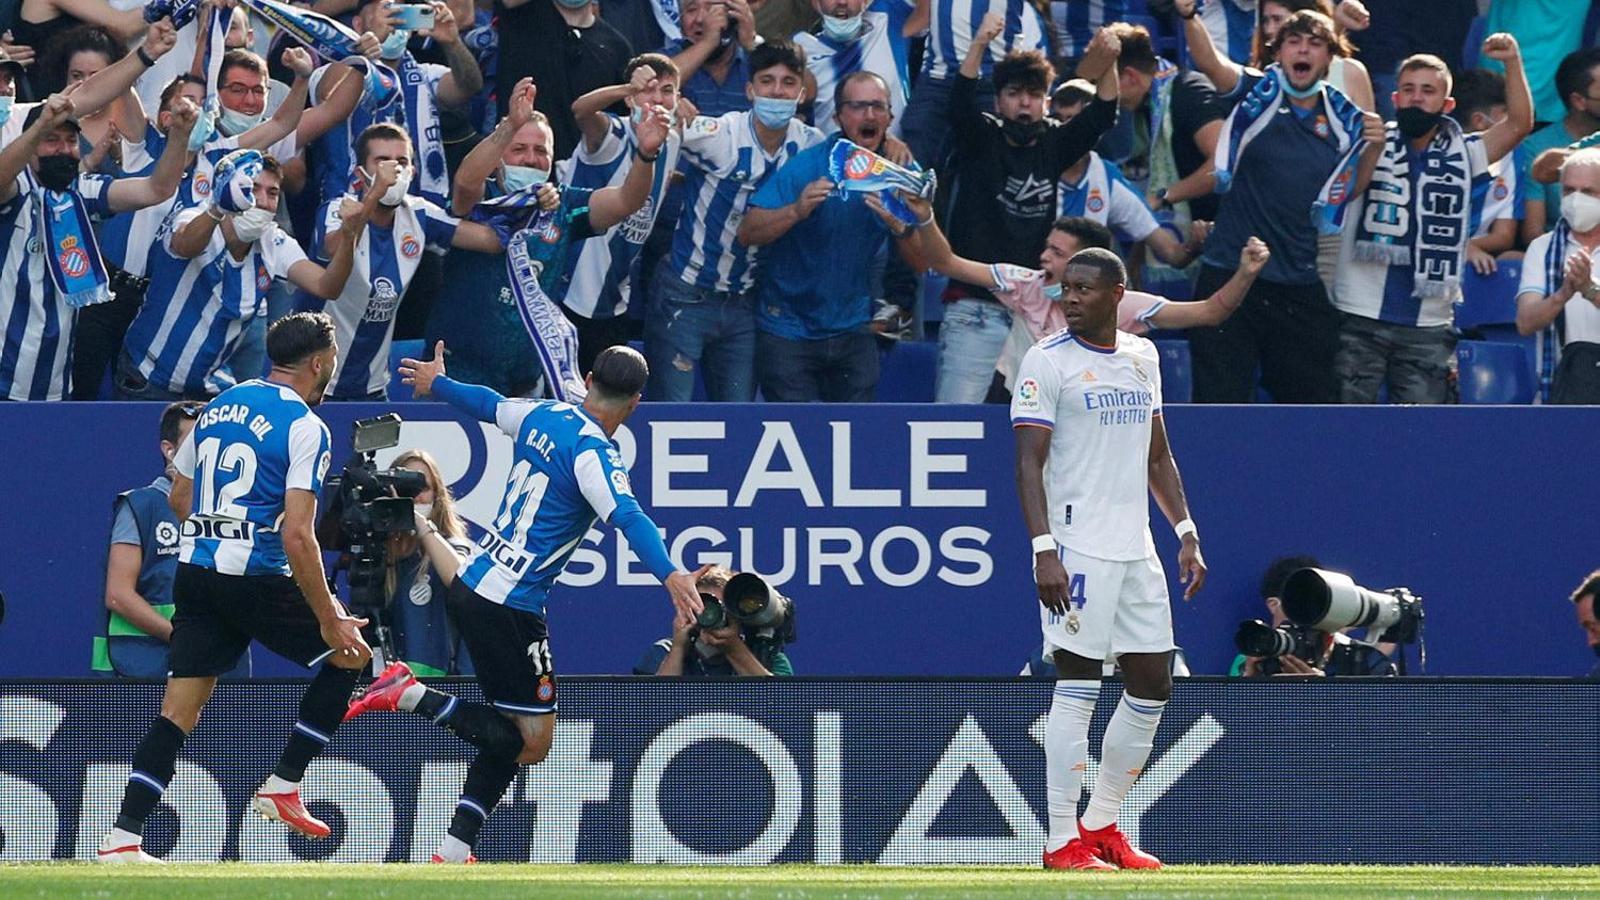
top-left (821, 12), bottom-right (864, 42)
top-left (555, 0), bottom-right (592, 8)
top-left (502, 163), bottom-right (548, 193)
top-left (1042, 280), bottom-right (1062, 302)
top-left (230, 205), bottom-right (276, 243)
top-left (1002, 117), bottom-right (1045, 145)
top-left (1279, 71), bottom-right (1323, 99)
top-left (217, 105), bottom-right (267, 137)
top-left (36, 154), bottom-right (79, 191)
top-left (415, 502), bottom-right (434, 519)
top-left (1563, 191), bottom-right (1600, 233)
top-left (380, 28), bottom-right (411, 59)
top-left (752, 95), bottom-right (798, 129)
top-left (361, 165), bottom-right (413, 206)
top-left (1394, 106), bottom-right (1444, 140)
top-left (630, 104), bottom-right (646, 126)
top-left (0, 95), bottom-right (12, 127)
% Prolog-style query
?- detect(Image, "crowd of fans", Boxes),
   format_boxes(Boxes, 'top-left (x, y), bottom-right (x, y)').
top-left (2, 0), bottom-right (1598, 405)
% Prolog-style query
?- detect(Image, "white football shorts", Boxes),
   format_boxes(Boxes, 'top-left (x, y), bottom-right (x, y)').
top-left (1039, 543), bottom-right (1174, 659)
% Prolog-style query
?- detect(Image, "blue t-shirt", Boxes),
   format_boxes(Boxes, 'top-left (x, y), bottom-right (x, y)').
top-left (1202, 73), bottom-right (1343, 285)
top-left (659, 39), bottom-right (752, 118)
top-left (749, 135), bottom-right (893, 340)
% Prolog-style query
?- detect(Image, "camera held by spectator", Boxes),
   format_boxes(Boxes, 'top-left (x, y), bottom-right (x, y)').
top-left (636, 567), bottom-right (796, 676)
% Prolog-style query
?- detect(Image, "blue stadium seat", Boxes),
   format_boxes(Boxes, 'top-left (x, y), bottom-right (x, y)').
top-left (1457, 260), bottom-right (1522, 330)
top-left (877, 340), bottom-right (938, 402)
top-left (1457, 340), bottom-right (1535, 404)
top-left (1153, 339), bottom-right (1192, 403)
top-left (388, 339), bottom-right (425, 402)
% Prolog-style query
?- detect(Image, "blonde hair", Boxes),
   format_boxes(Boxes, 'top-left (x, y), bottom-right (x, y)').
top-left (393, 449), bottom-right (466, 541)
top-left (697, 565), bottom-right (735, 593)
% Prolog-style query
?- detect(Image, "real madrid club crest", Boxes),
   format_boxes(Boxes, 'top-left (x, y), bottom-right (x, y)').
top-left (1133, 362), bottom-right (1149, 383)
top-left (1066, 613), bottom-right (1080, 635)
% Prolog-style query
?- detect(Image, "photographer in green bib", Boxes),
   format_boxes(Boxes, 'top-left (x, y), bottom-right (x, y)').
top-left (92, 402), bottom-right (251, 678)
top-left (635, 566), bottom-right (795, 676)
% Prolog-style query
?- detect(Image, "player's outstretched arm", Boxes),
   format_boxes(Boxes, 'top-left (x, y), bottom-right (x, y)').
top-left (574, 447), bottom-right (705, 619)
top-left (1147, 415), bottom-right (1206, 600)
top-left (398, 340), bottom-right (506, 422)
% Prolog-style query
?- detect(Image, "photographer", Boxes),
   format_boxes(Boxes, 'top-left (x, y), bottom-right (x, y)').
top-left (635, 567), bottom-right (794, 676)
top-left (1234, 555), bottom-right (1403, 677)
top-left (1570, 570), bottom-right (1600, 677)
top-left (1233, 555), bottom-right (1325, 676)
top-left (383, 449), bottom-right (475, 676)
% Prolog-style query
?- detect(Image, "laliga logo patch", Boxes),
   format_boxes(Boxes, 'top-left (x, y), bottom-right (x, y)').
top-left (317, 450), bottom-right (331, 482)
top-left (155, 521), bottom-right (179, 546)
top-left (536, 675), bottom-right (555, 703)
top-left (1086, 189), bottom-right (1105, 214)
top-left (1016, 378), bottom-right (1039, 402)
top-left (401, 235), bottom-right (422, 258)
top-left (611, 468), bottom-right (633, 497)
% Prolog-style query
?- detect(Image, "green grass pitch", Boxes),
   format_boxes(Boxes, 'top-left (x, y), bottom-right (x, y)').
top-left (4, 864), bottom-right (1600, 898)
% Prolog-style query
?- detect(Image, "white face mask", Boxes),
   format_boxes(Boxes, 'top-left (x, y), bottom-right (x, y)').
top-left (502, 164), bottom-right (549, 193)
top-left (415, 502), bottom-right (434, 520)
top-left (217, 105), bottom-right (267, 137)
top-left (230, 205), bottom-right (276, 243)
top-left (1563, 191), bottom-right (1600, 233)
top-left (362, 165), bottom-right (413, 206)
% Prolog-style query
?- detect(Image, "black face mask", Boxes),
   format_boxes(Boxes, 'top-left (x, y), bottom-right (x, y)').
top-left (35, 154), bottom-right (79, 191)
top-left (1395, 106), bottom-right (1444, 140)
top-left (1002, 117), bottom-right (1045, 145)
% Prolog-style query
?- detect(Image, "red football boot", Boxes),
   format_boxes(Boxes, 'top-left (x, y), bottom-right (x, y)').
top-left (430, 853), bottom-right (478, 864)
top-left (1078, 821), bottom-right (1162, 870)
top-left (252, 789), bottom-right (332, 839)
top-left (344, 661), bottom-right (417, 722)
top-left (1042, 838), bottom-right (1116, 871)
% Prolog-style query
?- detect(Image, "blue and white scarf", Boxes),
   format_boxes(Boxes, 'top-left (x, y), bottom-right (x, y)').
top-left (826, 139), bottom-right (932, 226)
top-left (1213, 64), bottom-right (1367, 235)
top-left (1353, 117), bottom-right (1482, 301)
top-left (473, 189), bottom-right (586, 402)
top-left (1538, 219), bottom-right (1573, 401)
top-left (237, 0), bottom-right (401, 113)
top-left (27, 170), bottom-right (109, 309)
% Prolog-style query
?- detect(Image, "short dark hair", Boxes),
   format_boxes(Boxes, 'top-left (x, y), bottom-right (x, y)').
top-left (834, 70), bottom-right (890, 115)
top-left (625, 52), bottom-right (680, 84)
top-left (992, 49), bottom-right (1054, 96)
top-left (1261, 555), bottom-right (1322, 601)
top-left (1110, 22), bottom-right (1159, 75)
top-left (1268, 10), bottom-right (1344, 62)
top-left (1065, 247), bottom-right (1127, 285)
top-left (1251, 0), bottom-right (1352, 66)
top-left (1051, 216), bottom-right (1115, 252)
top-left (22, 103), bottom-right (79, 134)
top-left (159, 74), bottom-right (207, 113)
top-left (159, 401), bottom-right (203, 448)
top-left (748, 38), bottom-right (806, 82)
top-left (589, 345), bottom-right (649, 402)
top-left (44, 24), bottom-right (124, 90)
top-left (1571, 569), bottom-right (1600, 605)
top-left (1453, 69), bottom-right (1507, 124)
top-left (354, 122), bottom-right (412, 169)
top-left (219, 48), bottom-right (268, 84)
top-left (267, 312), bottom-right (337, 368)
top-left (1556, 47), bottom-right (1600, 113)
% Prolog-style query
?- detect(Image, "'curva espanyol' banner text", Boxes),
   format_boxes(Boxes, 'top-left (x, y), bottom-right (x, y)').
top-left (2, 679), bottom-right (1596, 865)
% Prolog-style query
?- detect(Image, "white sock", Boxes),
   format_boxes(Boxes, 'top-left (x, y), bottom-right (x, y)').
top-left (398, 682), bottom-right (427, 712)
top-left (103, 826), bottom-right (143, 849)
top-left (1080, 693), bottom-right (1166, 832)
top-left (435, 834), bottom-right (472, 862)
top-left (259, 774), bottom-right (299, 795)
top-left (1044, 679), bottom-right (1098, 853)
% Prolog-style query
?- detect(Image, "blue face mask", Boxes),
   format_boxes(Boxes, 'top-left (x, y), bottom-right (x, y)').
top-left (752, 95), bottom-right (798, 129)
top-left (0, 95), bottom-right (12, 127)
top-left (1278, 69), bottom-right (1323, 99)
top-left (1042, 280), bottom-right (1063, 302)
top-left (821, 12), bottom-right (864, 42)
top-left (217, 105), bottom-right (266, 137)
top-left (503, 164), bottom-right (549, 193)
top-left (381, 28), bottom-right (411, 60)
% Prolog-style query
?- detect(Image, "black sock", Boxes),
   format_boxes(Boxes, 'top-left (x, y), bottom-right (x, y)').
top-left (273, 664), bottom-right (361, 783)
top-left (413, 688), bottom-right (525, 760)
top-left (114, 716), bottom-right (186, 835)
top-left (447, 752), bottom-right (521, 847)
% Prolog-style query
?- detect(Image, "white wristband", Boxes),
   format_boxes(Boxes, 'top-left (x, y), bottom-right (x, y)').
top-left (1174, 518), bottom-right (1198, 541)
top-left (1030, 534), bottom-right (1055, 556)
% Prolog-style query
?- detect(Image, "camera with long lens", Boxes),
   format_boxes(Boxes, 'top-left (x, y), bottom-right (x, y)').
top-left (693, 572), bottom-right (797, 657)
top-left (1234, 619), bottom-right (1322, 667)
top-left (317, 415), bottom-right (427, 658)
top-left (1280, 567), bottom-right (1424, 674)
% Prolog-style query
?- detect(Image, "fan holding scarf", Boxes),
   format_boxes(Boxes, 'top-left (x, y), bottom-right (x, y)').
top-left (1332, 34), bottom-right (1532, 405)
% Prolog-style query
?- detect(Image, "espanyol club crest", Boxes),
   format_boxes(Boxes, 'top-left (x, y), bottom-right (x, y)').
top-left (845, 150), bottom-right (872, 178)
top-left (57, 239), bottom-right (89, 278)
top-left (193, 172), bottom-right (211, 197)
top-left (536, 676), bottom-right (555, 703)
top-left (1086, 189), bottom-right (1105, 214)
top-left (1327, 168), bottom-right (1353, 205)
top-left (401, 235), bottom-right (422, 258)
top-left (1493, 180), bottom-right (1509, 201)
top-left (256, 264), bottom-right (271, 293)
top-left (1313, 116), bottom-right (1330, 138)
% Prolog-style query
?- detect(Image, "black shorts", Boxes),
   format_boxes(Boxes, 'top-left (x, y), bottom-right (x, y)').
top-left (446, 578), bottom-right (558, 715)
top-left (168, 563), bottom-right (333, 677)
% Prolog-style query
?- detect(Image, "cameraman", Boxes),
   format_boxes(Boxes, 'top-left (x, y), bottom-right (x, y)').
top-left (1233, 555), bottom-right (1326, 677)
top-left (1570, 570), bottom-right (1600, 677)
top-left (384, 449), bottom-right (475, 676)
top-left (635, 567), bottom-right (794, 676)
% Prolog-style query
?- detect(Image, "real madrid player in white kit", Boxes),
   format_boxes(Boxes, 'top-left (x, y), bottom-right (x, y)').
top-left (1011, 247), bottom-right (1207, 872)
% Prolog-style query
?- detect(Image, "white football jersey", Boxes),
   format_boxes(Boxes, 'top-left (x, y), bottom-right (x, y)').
top-left (1010, 329), bottom-right (1162, 562)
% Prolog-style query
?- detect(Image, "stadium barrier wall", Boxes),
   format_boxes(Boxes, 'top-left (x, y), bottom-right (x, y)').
top-left (0, 403), bottom-right (1595, 677)
top-left (1, 678), bottom-right (1595, 865)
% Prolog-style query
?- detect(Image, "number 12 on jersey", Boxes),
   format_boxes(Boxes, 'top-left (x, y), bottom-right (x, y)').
top-left (194, 436), bottom-right (258, 518)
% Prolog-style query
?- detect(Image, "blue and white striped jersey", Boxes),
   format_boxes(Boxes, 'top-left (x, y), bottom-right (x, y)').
top-left (308, 195), bottom-right (458, 398)
top-left (667, 111), bottom-right (823, 293)
top-left (923, 0), bottom-right (1049, 81)
top-left (457, 399), bottom-right (643, 615)
top-left (308, 57), bottom-right (452, 209)
top-left (0, 172), bottom-right (115, 401)
top-left (794, 2), bottom-right (914, 135)
top-left (1056, 152), bottom-right (1160, 242)
top-left (556, 114), bottom-right (681, 319)
top-left (1052, 0), bottom-right (1124, 60)
top-left (1197, 0), bottom-right (1259, 66)
top-left (122, 210), bottom-right (309, 396)
top-left (173, 379), bottom-right (332, 577)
